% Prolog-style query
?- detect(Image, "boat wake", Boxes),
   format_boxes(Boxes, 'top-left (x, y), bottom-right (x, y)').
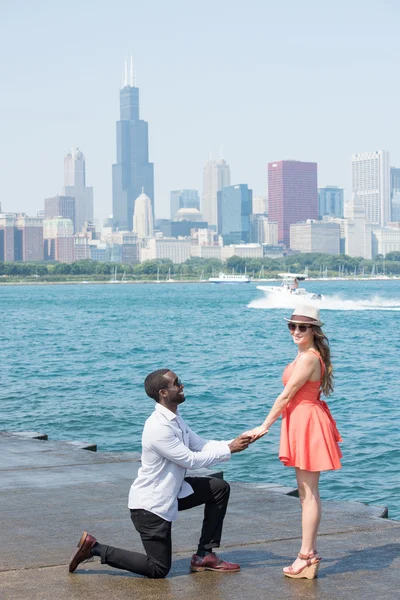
top-left (248, 293), bottom-right (400, 311)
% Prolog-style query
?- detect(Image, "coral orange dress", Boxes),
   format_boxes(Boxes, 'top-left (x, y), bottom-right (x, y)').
top-left (279, 349), bottom-right (342, 471)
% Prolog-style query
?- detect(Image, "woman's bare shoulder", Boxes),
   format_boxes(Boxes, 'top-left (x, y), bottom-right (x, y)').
top-left (296, 350), bottom-right (320, 366)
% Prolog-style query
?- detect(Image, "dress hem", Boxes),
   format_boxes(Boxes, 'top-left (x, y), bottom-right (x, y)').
top-left (279, 458), bottom-right (342, 472)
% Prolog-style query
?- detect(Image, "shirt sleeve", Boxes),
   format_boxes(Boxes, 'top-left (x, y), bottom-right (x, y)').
top-left (186, 424), bottom-right (208, 451)
top-left (186, 424), bottom-right (233, 453)
top-left (148, 422), bottom-right (231, 469)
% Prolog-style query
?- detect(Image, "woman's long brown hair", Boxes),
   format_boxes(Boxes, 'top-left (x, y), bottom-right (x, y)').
top-left (312, 326), bottom-right (334, 396)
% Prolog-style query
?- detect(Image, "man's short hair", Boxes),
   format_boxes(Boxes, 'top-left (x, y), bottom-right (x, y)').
top-left (144, 369), bottom-right (170, 401)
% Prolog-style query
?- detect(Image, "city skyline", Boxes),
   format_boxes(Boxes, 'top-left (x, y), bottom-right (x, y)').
top-left (1, 1), bottom-right (400, 221)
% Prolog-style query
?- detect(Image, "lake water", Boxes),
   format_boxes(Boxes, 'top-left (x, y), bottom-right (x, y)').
top-left (1, 279), bottom-right (399, 519)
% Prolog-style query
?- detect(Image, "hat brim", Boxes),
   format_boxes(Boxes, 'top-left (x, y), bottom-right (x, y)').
top-left (284, 317), bottom-right (324, 327)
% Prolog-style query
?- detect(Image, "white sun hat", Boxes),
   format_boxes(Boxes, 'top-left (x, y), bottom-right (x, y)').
top-left (284, 305), bottom-right (324, 327)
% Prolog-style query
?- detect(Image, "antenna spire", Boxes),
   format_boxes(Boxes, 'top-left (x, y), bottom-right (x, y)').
top-left (130, 54), bottom-right (134, 87)
top-left (124, 55), bottom-right (128, 87)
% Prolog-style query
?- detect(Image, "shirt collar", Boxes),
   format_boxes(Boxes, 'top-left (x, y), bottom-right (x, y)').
top-left (155, 402), bottom-right (178, 421)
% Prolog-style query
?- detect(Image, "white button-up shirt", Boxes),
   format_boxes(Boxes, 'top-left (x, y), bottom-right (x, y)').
top-left (128, 403), bottom-right (232, 521)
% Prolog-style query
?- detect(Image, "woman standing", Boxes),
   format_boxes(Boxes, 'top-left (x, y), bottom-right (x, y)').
top-left (246, 305), bottom-right (342, 579)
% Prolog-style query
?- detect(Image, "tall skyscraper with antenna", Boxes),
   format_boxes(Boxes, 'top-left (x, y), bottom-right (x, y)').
top-left (112, 56), bottom-right (154, 230)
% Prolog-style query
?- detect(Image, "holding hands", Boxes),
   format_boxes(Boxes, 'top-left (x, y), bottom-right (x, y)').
top-left (243, 425), bottom-right (269, 442)
top-left (228, 433), bottom-right (253, 453)
top-left (228, 427), bottom-right (269, 454)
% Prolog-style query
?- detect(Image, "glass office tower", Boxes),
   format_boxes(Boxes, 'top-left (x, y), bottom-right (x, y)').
top-left (112, 60), bottom-right (154, 230)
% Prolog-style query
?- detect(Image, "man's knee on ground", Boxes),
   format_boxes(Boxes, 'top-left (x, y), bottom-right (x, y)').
top-left (148, 562), bottom-right (171, 579)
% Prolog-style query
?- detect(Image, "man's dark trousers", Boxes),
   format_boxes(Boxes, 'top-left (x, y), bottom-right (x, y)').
top-left (98, 476), bottom-right (230, 578)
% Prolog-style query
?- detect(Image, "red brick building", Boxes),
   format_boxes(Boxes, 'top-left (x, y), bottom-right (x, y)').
top-left (15, 216), bottom-right (44, 261)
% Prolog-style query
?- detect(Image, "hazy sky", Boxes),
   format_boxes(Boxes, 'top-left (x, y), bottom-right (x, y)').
top-left (1, 0), bottom-right (400, 220)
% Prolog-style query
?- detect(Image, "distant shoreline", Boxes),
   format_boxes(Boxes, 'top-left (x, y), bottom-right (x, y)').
top-left (1, 276), bottom-right (399, 287)
top-left (0, 279), bottom-right (211, 286)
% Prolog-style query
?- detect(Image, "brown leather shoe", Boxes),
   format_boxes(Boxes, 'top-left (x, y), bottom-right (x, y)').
top-left (190, 552), bottom-right (240, 572)
top-left (69, 531), bottom-right (97, 573)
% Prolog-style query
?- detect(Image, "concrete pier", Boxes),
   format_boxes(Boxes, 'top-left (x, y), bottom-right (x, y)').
top-left (0, 431), bottom-right (399, 600)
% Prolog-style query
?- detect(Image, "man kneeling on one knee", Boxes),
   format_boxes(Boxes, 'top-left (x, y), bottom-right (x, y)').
top-left (69, 369), bottom-right (253, 577)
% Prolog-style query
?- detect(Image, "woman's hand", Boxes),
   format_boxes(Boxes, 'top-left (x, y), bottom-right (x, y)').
top-left (243, 425), bottom-right (269, 442)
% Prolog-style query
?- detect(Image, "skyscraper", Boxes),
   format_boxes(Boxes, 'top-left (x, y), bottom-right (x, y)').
top-left (252, 195), bottom-right (268, 215)
top-left (390, 167), bottom-right (400, 222)
top-left (43, 218), bottom-right (74, 262)
top-left (133, 191), bottom-right (154, 239)
top-left (202, 158), bottom-right (230, 230)
top-left (343, 194), bottom-right (372, 259)
top-left (268, 160), bottom-right (318, 246)
top-left (352, 150), bottom-right (390, 225)
top-left (250, 215), bottom-right (278, 245)
top-left (170, 189), bottom-right (200, 219)
top-left (0, 214), bottom-right (43, 262)
top-left (44, 195), bottom-right (76, 231)
top-left (14, 216), bottom-right (44, 261)
top-left (63, 148), bottom-right (94, 233)
top-left (0, 214), bottom-right (16, 262)
top-left (391, 167), bottom-right (400, 196)
top-left (217, 184), bottom-right (252, 244)
top-left (318, 186), bottom-right (344, 219)
top-left (112, 57), bottom-right (154, 230)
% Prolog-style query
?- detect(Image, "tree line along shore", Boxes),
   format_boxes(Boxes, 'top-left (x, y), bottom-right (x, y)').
top-left (1, 252), bottom-right (400, 283)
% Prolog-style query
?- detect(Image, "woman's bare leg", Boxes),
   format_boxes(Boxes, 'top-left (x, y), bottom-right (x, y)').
top-left (284, 468), bottom-right (321, 572)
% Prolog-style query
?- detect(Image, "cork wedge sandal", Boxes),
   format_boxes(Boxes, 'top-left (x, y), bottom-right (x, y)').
top-left (283, 551), bottom-right (321, 579)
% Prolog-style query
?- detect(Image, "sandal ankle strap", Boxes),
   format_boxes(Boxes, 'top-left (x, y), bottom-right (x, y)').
top-left (298, 552), bottom-right (311, 560)
top-left (298, 551), bottom-right (320, 561)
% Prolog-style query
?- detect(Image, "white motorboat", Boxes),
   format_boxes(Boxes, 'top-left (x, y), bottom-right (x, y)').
top-left (257, 273), bottom-right (323, 302)
top-left (209, 272), bottom-right (251, 284)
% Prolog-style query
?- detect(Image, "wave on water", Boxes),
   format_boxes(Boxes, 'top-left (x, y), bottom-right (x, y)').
top-left (248, 293), bottom-right (400, 311)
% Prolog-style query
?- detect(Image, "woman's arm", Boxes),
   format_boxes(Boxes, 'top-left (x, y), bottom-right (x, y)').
top-left (246, 352), bottom-right (319, 440)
